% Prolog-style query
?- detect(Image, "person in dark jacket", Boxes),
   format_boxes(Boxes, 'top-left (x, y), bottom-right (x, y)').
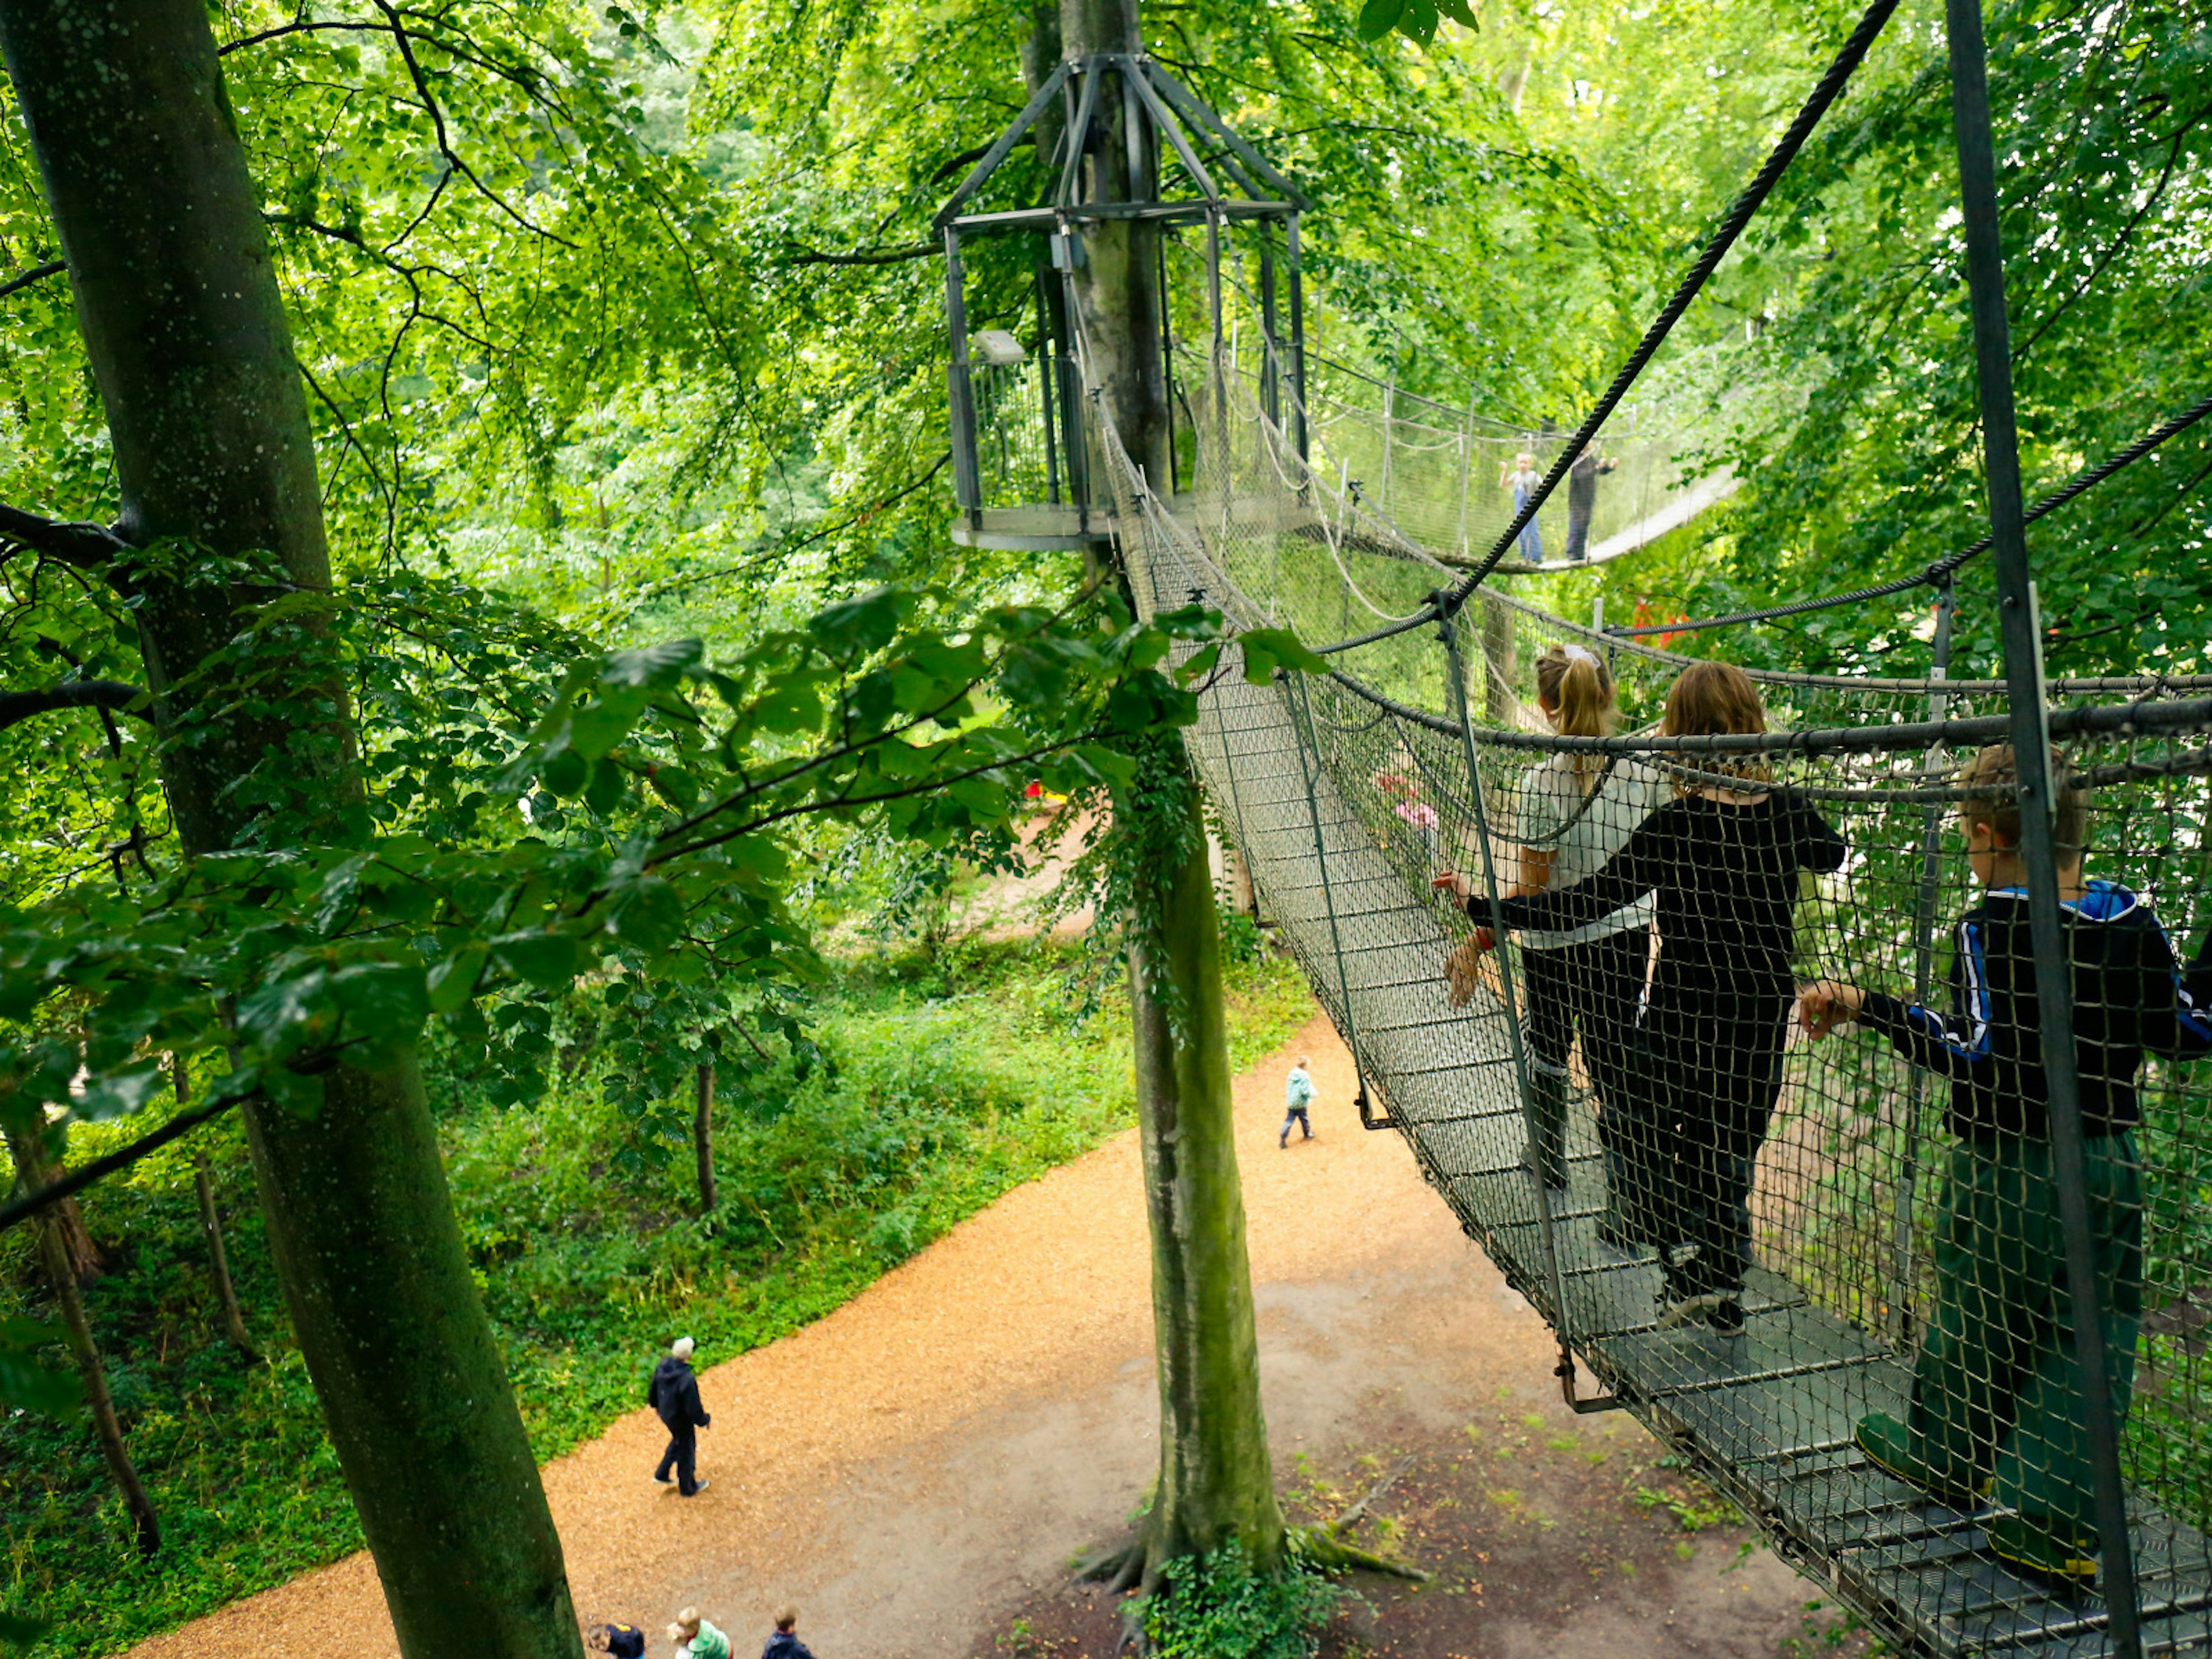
top-left (1563, 442), bottom-right (1617, 563)
top-left (762, 1605), bottom-right (816, 1659)
top-left (586, 1623), bottom-right (646, 1658)
top-left (1800, 743), bottom-right (2212, 1584)
top-left (648, 1335), bottom-right (711, 1496)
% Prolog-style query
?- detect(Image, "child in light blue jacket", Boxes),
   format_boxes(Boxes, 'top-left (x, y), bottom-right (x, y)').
top-left (1281, 1059), bottom-right (1316, 1148)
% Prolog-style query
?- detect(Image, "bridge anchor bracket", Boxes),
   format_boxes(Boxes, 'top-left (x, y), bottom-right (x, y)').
top-left (1556, 1338), bottom-right (1626, 1415)
top-left (1355, 1083), bottom-right (1400, 1131)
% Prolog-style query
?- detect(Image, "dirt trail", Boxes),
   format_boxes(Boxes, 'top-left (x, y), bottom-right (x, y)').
top-left (134, 1013), bottom-right (1843, 1659)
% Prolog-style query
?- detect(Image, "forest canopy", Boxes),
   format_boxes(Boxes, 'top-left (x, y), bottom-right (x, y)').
top-left (0, 0), bottom-right (2206, 1649)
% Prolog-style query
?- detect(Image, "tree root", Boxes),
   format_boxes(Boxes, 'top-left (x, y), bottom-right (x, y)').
top-left (1073, 1536), bottom-right (1148, 1597)
top-left (1294, 1525), bottom-right (1431, 1582)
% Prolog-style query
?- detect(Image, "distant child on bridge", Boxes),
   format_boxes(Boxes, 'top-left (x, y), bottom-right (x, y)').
top-left (1799, 743), bottom-right (2212, 1585)
top-left (1281, 1057), bottom-right (1316, 1148)
top-left (1501, 450), bottom-right (1544, 563)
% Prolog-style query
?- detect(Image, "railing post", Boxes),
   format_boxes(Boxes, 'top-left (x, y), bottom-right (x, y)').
top-left (1034, 266), bottom-right (1062, 505)
top-left (1889, 575), bottom-right (1956, 1347)
top-left (1948, 1), bottom-right (2140, 1645)
top-left (1439, 599), bottom-right (1574, 1334)
top-left (945, 226), bottom-right (982, 524)
top-left (1286, 212), bottom-right (1309, 468)
top-left (1285, 672), bottom-right (1389, 1128)
top-left (1259, 234), bottom-right (1281, 428)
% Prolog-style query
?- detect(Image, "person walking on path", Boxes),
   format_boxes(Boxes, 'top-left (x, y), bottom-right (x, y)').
top-left (1563, 442), bottom-right (1618, 563)
top-left (649, 1336), bottom-right (712, 1496)
top-left (1281, 1056), bottom-right (1316, 1148)
top-left (586, 1623), bottom-right (646, 1657)
top-left (762, 1606), bottom-right (818, 1659)
top-left (668, 1607), bottom-right (733, 1658)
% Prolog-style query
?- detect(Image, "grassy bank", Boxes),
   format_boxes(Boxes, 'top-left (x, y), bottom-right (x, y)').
top-left (0, 938), bottom-right (1315, 1656)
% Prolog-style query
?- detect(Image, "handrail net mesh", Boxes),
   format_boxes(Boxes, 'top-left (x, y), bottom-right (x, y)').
top-left (1100, 339), bottom-right (2212, 1656)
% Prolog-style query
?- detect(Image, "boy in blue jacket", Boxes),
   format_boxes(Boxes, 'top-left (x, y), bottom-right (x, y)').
top-left (1801, 744), bottom-right (2212, 1584)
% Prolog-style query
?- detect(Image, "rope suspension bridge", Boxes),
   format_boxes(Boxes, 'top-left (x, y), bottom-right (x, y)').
top-left (938, 10), bottom-right (2212, 1655)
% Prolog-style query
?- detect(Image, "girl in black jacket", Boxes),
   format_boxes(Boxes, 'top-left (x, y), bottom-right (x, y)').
top-left (1442, 661), bottom-right (1845, 1334)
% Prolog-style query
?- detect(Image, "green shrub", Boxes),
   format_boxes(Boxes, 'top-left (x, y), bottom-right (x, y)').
top-left (0, 939), bottom-right (1315, 1656)
top-left (1139, 1539), bottom-right (1339, 1659)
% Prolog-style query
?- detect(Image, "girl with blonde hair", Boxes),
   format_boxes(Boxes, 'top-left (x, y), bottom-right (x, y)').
top-left (1440, 659), bottom-right (1844, 1333)
top-left (1465, 642), bottom-right (1657, 1235)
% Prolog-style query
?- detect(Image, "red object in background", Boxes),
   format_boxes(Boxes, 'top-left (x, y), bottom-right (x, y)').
top-left (1024, 781), bottom-right (1044, 799)
top-left (1631, 597), bottom-right (1692, 652)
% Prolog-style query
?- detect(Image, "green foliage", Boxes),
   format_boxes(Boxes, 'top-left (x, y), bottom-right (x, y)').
top-left (1139, 1538), bottom-right (1340, 1659)
top-left (0, 940), bottom-right (1314, 1655)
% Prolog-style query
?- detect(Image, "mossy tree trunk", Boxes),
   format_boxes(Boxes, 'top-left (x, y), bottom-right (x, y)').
top-left (1056, 0), bottom-right (1286, 1596)
top-left (0, 1), bottom-right (580, 1652)
top-left (1125, 777), bottom-right (1286, 1584)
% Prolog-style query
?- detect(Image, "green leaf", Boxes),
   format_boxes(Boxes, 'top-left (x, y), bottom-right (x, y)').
top-left (584, 756), bottom-right (628, 816)
top-left (600, 638), bottom-right (702, 689)
top-left (1358, 0), bottom-right (1406, 39)
top-left (541, 747), bottom-right (589, 798)
top-left (491, 931), bottom-right (586, 988)
top-left (0, 1608), bottom-right (52, 1647)
top-left (608, 877), bottom-right (685, 951)
top-left (1235, 627), bottom-right (1330, 683)
top-left (1435, 0), bottom-right (1477, 25)
top-left (0, 1316), bottom-right (81, 1420)
top-left (808, 588), bottom-right (908, 657)
top-left (426, 941), bottom-right (488, 1014)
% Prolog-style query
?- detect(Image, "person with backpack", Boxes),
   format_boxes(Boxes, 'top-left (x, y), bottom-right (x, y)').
top-left (1281, 1056), bottom-right (1316, 1148)
top-left (648, 1336), bottom-right (712, 1496)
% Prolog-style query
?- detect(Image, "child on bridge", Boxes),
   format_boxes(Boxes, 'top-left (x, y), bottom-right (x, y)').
top-left (1799, 743), bottom-right (2212, 1585)
top-left (1440, 660), bottom-right (1844, 1336)
top-left (1448, 642), bottom-right (1657, 1219)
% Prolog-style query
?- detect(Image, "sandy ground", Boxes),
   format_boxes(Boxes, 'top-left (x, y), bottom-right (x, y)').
top-left (132, 1013), bottom-right (1850, 1659)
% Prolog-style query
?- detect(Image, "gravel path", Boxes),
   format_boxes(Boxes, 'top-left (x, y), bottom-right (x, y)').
top-left (130, 1009), bottom-right (1834, 1659)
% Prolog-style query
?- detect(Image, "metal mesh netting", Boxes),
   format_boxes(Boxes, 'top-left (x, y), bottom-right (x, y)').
top-left (1097, 340), bottom-right (2212, 1655)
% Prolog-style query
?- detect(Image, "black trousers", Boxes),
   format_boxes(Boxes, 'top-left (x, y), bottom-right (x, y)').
top-left (1641, 997), bottom-right (1790, 1300)
top-left (655, 1425), bottom-right (698, 1494)
top-left (1521, 926), bottom-right (1649, 1195)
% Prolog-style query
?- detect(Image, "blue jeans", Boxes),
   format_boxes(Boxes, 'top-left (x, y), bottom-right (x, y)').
top-left (1513, 486), bottom-right (1543, 562)
top-left (1281, 1107), bottom-right (1311, 1146)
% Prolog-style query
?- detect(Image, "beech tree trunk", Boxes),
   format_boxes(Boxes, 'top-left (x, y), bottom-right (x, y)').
top-left (0, 2), bottom-right (580, 1653)
top-left (175, 1059), bottom-right (255, 1357)
top-left (3, 1122), bottom-right (100, 1286)
top-left (1058, 0), bottom-right (1286, 1589)
top-left (33, 1210), bottom-right (160, 1554)
top-left (694, 1059), bottom-right (718, 1214)
top-left (1126, 780), bottom-right (1286, 1580)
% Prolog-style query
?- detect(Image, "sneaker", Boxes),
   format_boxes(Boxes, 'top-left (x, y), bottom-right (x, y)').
top-left (1985, 1515), bottom-right (2098, 1588)
top-left (1654, 1291), bottom-right (1729, 1332)
top-left (1854, 1412), bottom-right (1984, 1510)
top-left (684, 1478), bottom-right (711, 1497)
top-left (653, 1473), bottom-right (673, 1485)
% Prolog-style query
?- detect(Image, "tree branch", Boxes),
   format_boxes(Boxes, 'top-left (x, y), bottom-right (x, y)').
top-left (0, 1094), bottom-right (240, 1237)
top-left (0, 504), bottom-right (130, 569)
top-left (784, 242), bottom-right (937, 268)
top-left (0, 258), bottom-right (65, 300)
top-left (0, 681), bottom-right (149, 734)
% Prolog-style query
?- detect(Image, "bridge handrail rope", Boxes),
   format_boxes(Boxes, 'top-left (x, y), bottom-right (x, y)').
top-left (1439, 0), bottom-right (1903, 612)
top-left (1039, 39), bottom-right (2212, 1658)
top-left (1608, 389), bottom-right (2212, 639)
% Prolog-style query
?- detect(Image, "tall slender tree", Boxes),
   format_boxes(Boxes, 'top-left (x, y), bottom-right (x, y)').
top-left (0, 0), bottom-right (581, 1652)
top-left (1058, 0), bottom-right (1287, 1594)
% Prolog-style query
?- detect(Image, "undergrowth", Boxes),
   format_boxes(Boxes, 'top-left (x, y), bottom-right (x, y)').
top-left (1138, 1539), bottom-right (1339, 1659)
top-left (0, 937), bottom-right (1313, 1657)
